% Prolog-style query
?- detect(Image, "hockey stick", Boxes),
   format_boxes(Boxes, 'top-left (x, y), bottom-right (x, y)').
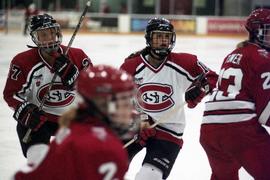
top-left (124, 73), bottom-right (210, 148)
top-left (123, 102), bottom-right (186, 148)
top-left (22, 0), bottom-right (92, 143)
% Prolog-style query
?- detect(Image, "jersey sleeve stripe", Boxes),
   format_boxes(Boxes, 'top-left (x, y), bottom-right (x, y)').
top-left (203, 100), bottom-right (257, 124)
top-left (202, 113), bottom-right (257, 124)
top-left (166, 62), bottom-right (194, 82)
top-left (134, 63), bottom-right (145, 75)
top-left (14, 63), bottom-right (45, 102)
top-left (259, 101), bottom-right (270, 125)
top-left (205, 100), bottom-right (255, 111)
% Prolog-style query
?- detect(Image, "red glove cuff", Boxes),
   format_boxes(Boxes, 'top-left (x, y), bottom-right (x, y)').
top-left (138, 128), bottom-right (156, 146)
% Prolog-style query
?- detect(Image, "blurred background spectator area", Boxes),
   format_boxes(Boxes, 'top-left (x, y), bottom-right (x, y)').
top-left (0, 0), bottom-right (270, 36)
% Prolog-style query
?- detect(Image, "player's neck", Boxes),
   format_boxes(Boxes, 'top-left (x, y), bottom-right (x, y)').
top-left (148, 53), bottom-right (165, 68)
top-left (39, 49), bottom-right (56, 66)
top-left (148, 55), bottom-right (164, 68)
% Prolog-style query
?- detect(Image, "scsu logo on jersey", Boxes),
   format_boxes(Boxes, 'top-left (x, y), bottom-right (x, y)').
top-left (137, 83), bottom-right (174, 112)
top-left (37, 83), bottom-right (75, 107)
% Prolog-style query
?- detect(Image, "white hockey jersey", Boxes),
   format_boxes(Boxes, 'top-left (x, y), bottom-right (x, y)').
top-left (3, 45), bottom-right (92, 122)
top-left (121, 51), bottom-right (217, 137)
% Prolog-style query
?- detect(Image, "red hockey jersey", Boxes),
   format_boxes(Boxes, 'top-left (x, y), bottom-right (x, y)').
top-left (14, 118), bottom-right (129, 180)
top-left (3, 46), bottom-right (91, 122)
top-left (203, 43), bottom-right (270, 126)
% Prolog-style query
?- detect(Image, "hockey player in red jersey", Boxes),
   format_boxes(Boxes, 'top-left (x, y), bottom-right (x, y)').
top-left (14, 65), bottom-right (135, 180)
top-left (3, 14), bottom-right (91, 162)
top-left (120, 17), bottom-right (218, 180)
top-left (23, 3), bottom-right (39, 35)
top-left (198, 8), bottom-right (270, 179)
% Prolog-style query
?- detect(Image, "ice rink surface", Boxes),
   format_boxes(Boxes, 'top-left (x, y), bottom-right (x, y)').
top-left (0, 32), bottom-right (262, 180)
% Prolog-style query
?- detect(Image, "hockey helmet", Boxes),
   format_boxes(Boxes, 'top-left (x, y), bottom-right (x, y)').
top-left (77, 65), bottom-right (136, 137)
top-left (77, 65), bottom-right (135, 99)
top-left (29, 14), bottom-right (62, 50)
top-left (245, 8), bottom-right (270, 49)
top-left (145, 17), bottom-right (176, 58)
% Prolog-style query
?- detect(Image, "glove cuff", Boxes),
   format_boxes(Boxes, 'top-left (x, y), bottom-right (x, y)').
top-left (13, 102), bottom-right (31, 121)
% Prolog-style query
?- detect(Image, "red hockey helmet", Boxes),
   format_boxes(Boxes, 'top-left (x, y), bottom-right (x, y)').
top-left (77, 65), bottom-right (135, 100)
top-left (245, 8), bottom-right (270, 49)
top-left (77, 65), bottom-right (136, 139)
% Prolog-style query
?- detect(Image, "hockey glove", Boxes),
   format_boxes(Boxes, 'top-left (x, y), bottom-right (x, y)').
top-left (13, 102), bottom-right (47, 131)
top-left (136, 128), bottom-right (156, 147)
top-left (53, 54), bottom-right (79, 90)
top-left (185, 74), bottom-right (210, 108)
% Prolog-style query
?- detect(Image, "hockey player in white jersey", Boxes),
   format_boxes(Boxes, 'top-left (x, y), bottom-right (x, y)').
top-left (121, 17), bottom-right (218, 180)
top-left (3, 14), bottom-right (92, 163)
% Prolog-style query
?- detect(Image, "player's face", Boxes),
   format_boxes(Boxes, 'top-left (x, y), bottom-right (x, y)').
top-left (151, 31), bottom-right (173, 49)
top-left (264, 25), bottom-right (270, 48)
top-left (109, 91), bottom-right (134, 126)
top-left (36, 27), bottom-right (58, 47)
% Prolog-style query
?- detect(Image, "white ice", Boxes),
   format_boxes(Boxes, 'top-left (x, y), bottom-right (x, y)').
top-left (0, 32), bottom-right (265, 180)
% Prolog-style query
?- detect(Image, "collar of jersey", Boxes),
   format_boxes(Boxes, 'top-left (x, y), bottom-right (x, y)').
top-left (140, 54), bottom-right (168, 73)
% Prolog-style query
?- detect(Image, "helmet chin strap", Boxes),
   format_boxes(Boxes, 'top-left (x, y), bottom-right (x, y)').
top-left (42, 44), bottom-right (60, 54)
top-left (259, 43), bottom-right (270, 51)
top-left (149, 48), bottom-right (168, 60)
top-left (253, 33), bottom-right (270, 51)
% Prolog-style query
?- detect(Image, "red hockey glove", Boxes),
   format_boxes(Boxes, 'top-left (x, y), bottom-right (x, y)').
top-left (185, 74), bottom-right (210, 108)
top-left (137, 128), bottom-right (156, 147)
top-left (13, 102), bottom-right (47, 131)
top-left (53, 54), bottom-right (79, 90)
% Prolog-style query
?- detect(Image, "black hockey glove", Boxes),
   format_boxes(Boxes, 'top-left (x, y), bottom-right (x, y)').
top-left (185, 74), bottom-right (210, 108)
top-left (53, 54), bottom-right (79, 90)
top-left (13, 102), bottom-right (47, 131)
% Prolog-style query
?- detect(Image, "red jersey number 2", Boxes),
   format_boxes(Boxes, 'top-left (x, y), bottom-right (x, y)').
top-left (98, 162), bottom-right (117, 180)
